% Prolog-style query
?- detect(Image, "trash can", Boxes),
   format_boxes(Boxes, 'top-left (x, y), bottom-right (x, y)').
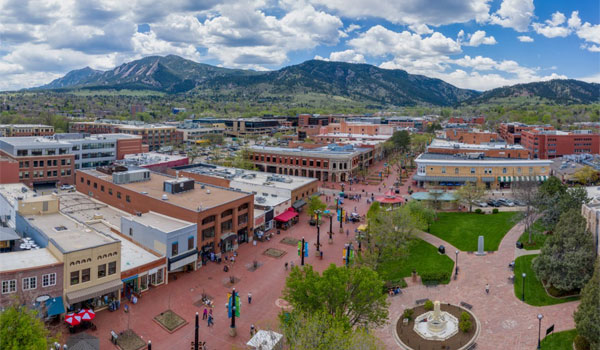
top-left (438, 245), bottom-right (445, 254)
top-left (516, 241), bottom-right (523, 249)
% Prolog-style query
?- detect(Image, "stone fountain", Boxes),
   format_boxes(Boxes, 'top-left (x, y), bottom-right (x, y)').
top-left (413, 301), bottom-right (459, 341)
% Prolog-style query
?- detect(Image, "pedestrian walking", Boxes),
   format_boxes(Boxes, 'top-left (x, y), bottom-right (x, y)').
top-left (290, 261), bottom-right (294, 269)
top-left (346, 229), bottom-right (349, 237)
top-left (285, 262), bottom-right (289, 270)
top-left (203, 308), bottom-right (208, 320)
top-left (248, 292), bottom-right (252, 304)
top-left (485, 283), bottom-right (490, 294)
top-left (207, 314), bottom-right (214, 327)
top-left (250, 324), bottom-right (255, 336)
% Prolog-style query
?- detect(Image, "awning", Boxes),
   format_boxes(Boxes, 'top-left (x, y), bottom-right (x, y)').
top-left (169, 251), bottom-right (198, 271)
top-left (498, 175), bottom-right (548, 183)
top-left (220, 232), bottom-right (237, 240)
top-left (45, 296), bottom-right (65, 317)
top-left (66, 278), bottom-right (122, 305)
top-left (122, 275), bottom-right (138, 283)
top-left (413, 175), bottom-right (477, 182)
top-left (274, 209), bottom-right (298, 222)
top-left (481, 177), bottom-right (496, 182)
top-left (292, 199), bottom-right (306, 210)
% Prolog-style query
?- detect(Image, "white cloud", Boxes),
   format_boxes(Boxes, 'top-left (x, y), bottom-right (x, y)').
top-left (517, 35), bottom-right (534, 42)
top-left (532, 11), bottom-right (571, 38)
top-left (315, 49), bottom-right (365, 63)
top-left (532, 10), bottom-right (600, 49)
top-left (489, 0), bottom-right (534, 32)
top-left (567, 11), bottom-right (582, 29)
top-left (464, 30), bottom-right (497, 46)
top-left (409, 24), bottom-right (433, 35)
top-left (345, 24), bottom-right (360, 33)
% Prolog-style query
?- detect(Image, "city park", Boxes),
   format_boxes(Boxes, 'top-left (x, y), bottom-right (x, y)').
top-left (2, 132), bottom-right (598, 350)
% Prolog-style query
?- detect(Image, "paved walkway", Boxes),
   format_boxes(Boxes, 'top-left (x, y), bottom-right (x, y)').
top-left (374, 219), bottom-right (579, 350)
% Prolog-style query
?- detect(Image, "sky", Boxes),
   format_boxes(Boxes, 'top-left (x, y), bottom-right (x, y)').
top-left (0, 0), bottom-right (599, 92)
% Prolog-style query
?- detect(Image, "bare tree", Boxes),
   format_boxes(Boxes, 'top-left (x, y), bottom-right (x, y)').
top-left (511, 179), bottom-right (539, 244)
top-left (455, 182), bottom-right (486, 212)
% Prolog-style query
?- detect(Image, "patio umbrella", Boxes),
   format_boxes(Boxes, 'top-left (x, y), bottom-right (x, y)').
top-left (65, 313), bottom-right (82, 326)
top-left (77, 308), bottom-right (95, 321)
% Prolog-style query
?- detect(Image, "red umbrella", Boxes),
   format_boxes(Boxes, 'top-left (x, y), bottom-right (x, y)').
top-left (77, 308), bottom-right (95, 321)
top-left (65, 313), bottom-right (82, 326)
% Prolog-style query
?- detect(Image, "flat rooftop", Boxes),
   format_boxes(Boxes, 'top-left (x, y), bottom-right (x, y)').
top-left (24, 212), bottom-right (118, 253)
top-left (0, 133), bottom-right (139, 147)
top-left (0, 124), bottom-right (53, 128)
top-left (177, 164), bottom-right (317, 191)
top-left (0, 248), bottom-right (60, 272)
top-left (0, 183), bottom-right (35, 204)
top-left (58, 193), bottom-right (163, 270)
top-left (127, 212), bottom-right (194, 232)
top-left (81, 169), bottom-right (250, 210)
top-left (429, 139), bottom-right (524, 150)
top-left (317, 133), bottom-right (390, 140)
top-left (120, 152), bottom-right (188, 166)
top-left (417, 153), bottom-right (552, 163)
top-left (250, 144), bottom-right (370, 158)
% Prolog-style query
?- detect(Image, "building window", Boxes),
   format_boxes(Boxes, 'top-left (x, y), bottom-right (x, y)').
top-left (93, 182), bottom-right (97, 189)
top-left (470, 168), bottom-right (475, 174)
top-left (101, 185), bottom-right (104, 192)
top-left (529, 167), bottom-right (533, 174)
top-left (70, 271), bottom-right (79, 285)
top-left (117, 192), bottom-right (121, 199)
top-left (108, 261), bottom-right (117, 275)
top-left (22, 277), bottom-right (37, 291)
top-left (42, 273), bottom-right (56, 287)
top-left (541, 167), bottom-right (546, 173)
top-left (1, 280), bottom-right (16, 294)
top-left (455, 168), bottom-right (459, 174)
top-left (221, 220), bottom-right (233, 232)
top-left (172, 242), bottom-right (179, 256)
top-left (238, 203), bottom-right (248, 211)
top-left (441, 167), bottom-right (446, 174)
top-left (517, 167), bottom-right (521, 173)
top-left (502, 168), bottom-right (507, 174)
top-left (202, 227), bottom-right (215, 240)
top-left (129, 228), bottom-right (133, 236)
top-left (87, 180), bottom-right (90, 185)
top-left (221, 209), bottom-right (233, 218)
top-left (126, 195), bottom-right (131, 203)
top-left (108, 188), bottom-right (112, 195)
top-left (98, 264), bottom-right (106, 278)
top-left (188, 236), bottom-right (194, 250)
top-left (202, 215), bottom-right (216, 225)
top-left (81, 268), bottom-right (90, 283)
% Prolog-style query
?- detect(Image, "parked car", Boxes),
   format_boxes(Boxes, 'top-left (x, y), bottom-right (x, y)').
top-left (487, 199), bottom-right (501, 207)
top-left (474, 200), bottom-right (488, 207)
top-left (513, 199), bottom-right (526, 206)
top-left (498, 198), bottom-right (515, 207)
top-left (60, 184), bottom-right (74, 190)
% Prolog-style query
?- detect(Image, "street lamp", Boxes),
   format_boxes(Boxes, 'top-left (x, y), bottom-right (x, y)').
top-left (454, 250), bottom-right (459, 280)
top-left (537, 314), bottom-right (543, 349)
top-left (315, 210), bottom-right (321, 252)
top-left (521, 272), bottom-right (527, 301)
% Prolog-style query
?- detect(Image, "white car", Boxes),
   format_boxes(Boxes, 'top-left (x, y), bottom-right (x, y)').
top-left (474, 200), bottom-right (488, 207)
top-left (60, 184), bottom-right (74, 190)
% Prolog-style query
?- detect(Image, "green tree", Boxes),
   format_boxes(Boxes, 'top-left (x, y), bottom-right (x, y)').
top-left (404, 200), bottom-right (436, 231)
top-left (231, 147), bottom-right (256, 170)
top-left (574, 258), bottom-right (600, 348)
top-left (186, 144), bottom-right (200, 163)
top-left (410, 133), bottom-right (432, 154)
top-left (532, 209), bottom-right (596, 292)
top-left (0, 304), bottom-right (56, 350)
top-left (535, 177), bottom-right (589, 230)
top-left (306, 196), bottom-right (326, 219)
top-left (512, 179), bottom-right (539, 244)
top-left (573, 166), bottom-right (599, 185)
top-left (283, 264), bottom-right (388, 328)
top-left (204, 133), bottom-right (224, 146)
top-left (280, 311), bottom-right (383, 350)
top-left (455, 182), bottom-right (486, 212)
top-left (390, 130), bottom-right (410, 153)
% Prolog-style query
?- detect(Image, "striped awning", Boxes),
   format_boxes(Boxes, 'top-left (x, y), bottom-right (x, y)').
top-left (498, 175), bottom-right (549, 183)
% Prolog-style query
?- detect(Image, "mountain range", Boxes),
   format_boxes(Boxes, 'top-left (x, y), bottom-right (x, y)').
top-left (35, 55), bottom-right (599, 106)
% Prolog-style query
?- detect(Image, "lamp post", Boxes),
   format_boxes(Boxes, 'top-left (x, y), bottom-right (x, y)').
top-left (194, 312), bottom-right (199, 350)
top-left (315, 210), bottom-right (321, 253)
top-left (537, 314), bottom-right (543, 349)
top-left (329, 214), bottom-right (333, 241)
top-left (521, 272), bottom-right (526, 301)
top-left (301, 237), bottom-right (305, 266)
top-left (454, 250), bottom-right (459, 280)
top-left (147, 341), bottom-right (151, 350)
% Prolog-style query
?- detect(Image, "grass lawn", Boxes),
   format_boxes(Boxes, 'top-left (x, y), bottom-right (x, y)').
top-left (513, 255), bottom-right (580, 306)
top-left (377, 239), bottom-right (454, 287)
top-left (540, 329), bottom-right (577, 349)
top-left (517, 219), bottom-right (549, 250)
top-left (428, 212), bottom-right (518, 251)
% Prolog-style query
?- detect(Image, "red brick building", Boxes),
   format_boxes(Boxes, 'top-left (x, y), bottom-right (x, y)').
top-left (0, 157), bottom-right (19, 184)
top-left (70, 122), bottom-right (183, 151)
top-left (77, 168), bottom-right (254, 255)
top-left (445, 129), bottom-right (500, 144)
top-left (497, 123), bottom-right (555, 144)
top-left (521, 130), bottom-right (600, 159)
top-left (448, 116), bottom-right (485, 125)
top-left (0, 124), bottom-right (54, 137)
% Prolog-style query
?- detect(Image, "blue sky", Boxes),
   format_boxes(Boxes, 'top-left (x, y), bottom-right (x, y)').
top-left (0, 0), bottom-right (598, 91)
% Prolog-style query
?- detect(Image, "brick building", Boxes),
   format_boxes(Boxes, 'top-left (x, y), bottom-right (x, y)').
top-left (250, 144), bottom-right (375, 182)
top-left (0, 157), bottom-right (19, 184)
top-left (0, 124), bottom-right (54, 137)
top-left (427, 139), bottom-right (531, 159)
top-left (323, 121), bottom-right (394, 136)
top-left (445, 129), bottom-right (501, 144)
top-left (497, 123), bottom-right (555, 144)
top-left (76, 167), bottom-right (254, 256)
top-left (448, 116), bottom-right (485, 125)
top-left (521, 129), bottom-right (600, 159)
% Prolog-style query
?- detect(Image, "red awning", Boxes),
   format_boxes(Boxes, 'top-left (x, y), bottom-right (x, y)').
top-left (274, 209), bottom-right (298, 222)
top-left (375, 189), bottom-right (404, 204)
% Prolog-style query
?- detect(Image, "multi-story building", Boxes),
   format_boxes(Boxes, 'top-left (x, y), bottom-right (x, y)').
top-left (0, 124), bottom-right (54, 137)
top-left (250, 144), bottom-right (375, 182)
top-left (427, 139), bottom-right (531, 159)
top-left (385, 116), bottom-right (426, 131)
top-left (448, 116), bottom-right (485, 125)
top-left (497, 123), bottom-right (555, 144)
top-left (323, 121), bottom-right (394, 136)
top-left (521, 129), bottom-right (600, 159)
top-left (119, 152), bottom-right (188, 171)
top-left (0, 157), bottom-right (19, 184)
top-left (70, 121), bottom-right (183, 151)
top-left (444, 129), bottom-right (501, 144)
top-left (177, 127), bottom-right (226, 143)
top-left (76, 167), bottom-right (254, 256)
top-left (0, 134), bottom-right (144, 187)
top-left (580, 199), bottom-right (600, 255)
top-left (413, 152), bottom-right (551, 189)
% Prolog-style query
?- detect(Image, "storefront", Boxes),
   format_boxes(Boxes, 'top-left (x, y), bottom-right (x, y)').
top-left (65, 278), bottom-right (122, 312)
top-left (274, 208), bottom-right (299, 230)
top-left (292, 199), bottom-right (306, 212)
top-left (168, 249), bottom-right (198, 273)
top-left (237, 227), bottom-right (248, 244)
top-left (148, 267), bottom-right (165, 286)
top-left (220, 232), bottom-right (238, 253)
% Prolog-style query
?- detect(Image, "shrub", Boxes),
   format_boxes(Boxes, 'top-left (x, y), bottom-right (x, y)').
top-left (574, 335), bottom-right (590, 350)
top-left (420, 271), bottom-right (451, 284)
top-left (474, 208), bottom-right (483, 214)
top-left (402, 308), bottom-right (414, 320)
top-left (459, 319), bottom-right (472, 333)
top-left (460, 311), bottom-right (471, 322)
top-left (492, 208), bottom-right (499, 214)
top-left (423, 300), bottom-right (434, 311)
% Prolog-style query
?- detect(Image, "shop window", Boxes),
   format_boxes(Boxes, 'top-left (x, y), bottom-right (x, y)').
top-left (70, 271), bottom-right (79, 285)
top-left (188, 236), bottom-right (194, 250)
top-left (202, 215), bottom-right (215, 225)
top-left (202, 227), bottom-right (215, 240)
top-left (81, 268), bottom-right (90, 283)
top-left (221, 209), bottom-right (233, 218)
top-left (108, 261), bottom-right (117, 275)
top-left (1, 280), bottom-right (16, 294)
top-left (98, 264), bottom-right (106, 278)
top-left (42, 273), bottom-right (56, 287)
top-left (172, 242), bottom-right (179, 256)
top-left (221, 220), bottom-right (232, 232)
top-left (22, 277), bottom-right (37, 290)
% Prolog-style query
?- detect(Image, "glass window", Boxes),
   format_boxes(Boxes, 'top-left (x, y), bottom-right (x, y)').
top-left (470, 168), bottom-right (475, 174)
top-left (455, 168), bottom-right (459, 174)
top-left (42, 273), bottom-right (56, 287)
top-left (171, 242), bottom-right (179, 256)
top-left (202, 227), bottom-right (215, 240)
top-left (221, 209), bottom-right (233, 218)
top-left (1, 280), bottom-right (16, 294)
top-left (126, 195), bottom-right (130, 203)
top-left (202, 215), bottom-right (216, 225)
top-left (221, 220), bottom-right (232, 231)
top-left (441, 167), bottom-right (446, 174)
top-left (117, 192), bottom-right (121, 199)
top-left (81, 268), bottom-right (90, 283)
top-left (23, 277), bottom-right (37, 290)
top-left (70, 271), bottom-right (79, 285)
top-left (517, 167), bottom-right (521, 173)
top-left (108, 261), bottom-right (117, 275)
top-left (98, 264), bottom-right (106, 278)
top-left (529, 167), bottom-right (533, 174)
top-left (502, 168), bottom-right (507, 174)
top-left (188, 236), bottom-right (194, 250)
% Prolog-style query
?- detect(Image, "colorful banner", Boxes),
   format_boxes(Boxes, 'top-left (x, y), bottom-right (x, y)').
top-left (227, 292), bottom-right (241, 318)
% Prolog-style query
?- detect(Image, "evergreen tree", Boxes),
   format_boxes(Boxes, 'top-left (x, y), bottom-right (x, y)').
top-left (0, 304), bottom-right (56, 350)
top-left (574, 258), bottom-right (600, 348)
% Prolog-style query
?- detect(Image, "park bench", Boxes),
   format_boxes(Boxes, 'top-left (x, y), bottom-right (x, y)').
top-left (460, 301), bottom-right (473, 310)
top-left (415, 298), bottom-right (429, 305)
